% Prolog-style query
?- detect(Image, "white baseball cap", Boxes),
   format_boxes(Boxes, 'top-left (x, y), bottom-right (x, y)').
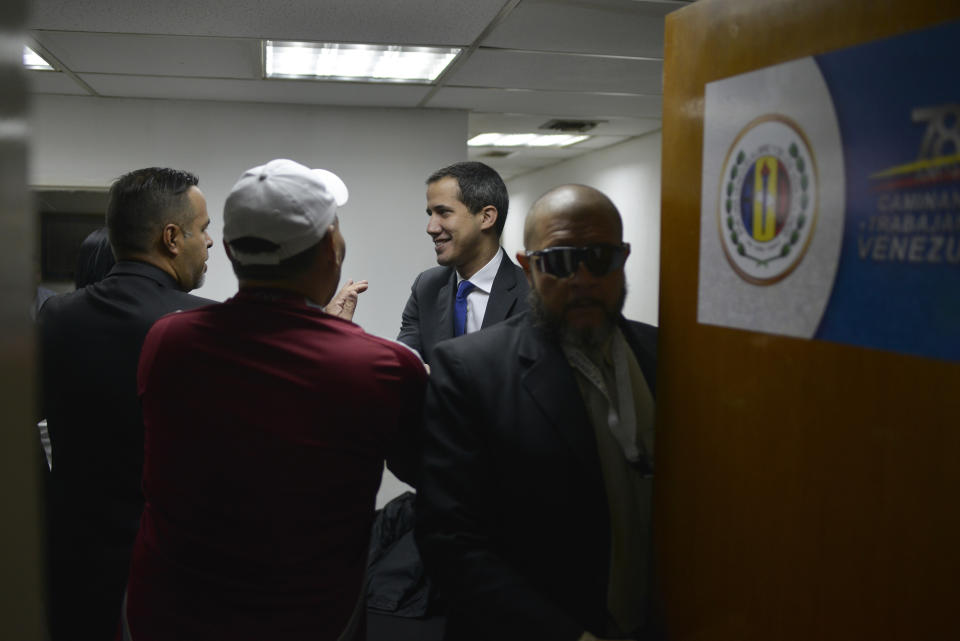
top-left (223, 158), bottom-right (349, 265)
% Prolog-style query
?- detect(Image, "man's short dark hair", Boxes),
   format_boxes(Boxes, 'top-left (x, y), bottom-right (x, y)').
top-left (106, 168), bottom-right (199, 258)
top-left (227, 237), bottom-right (322, 280)
top-left (427, 161), bottom-right (509, 237)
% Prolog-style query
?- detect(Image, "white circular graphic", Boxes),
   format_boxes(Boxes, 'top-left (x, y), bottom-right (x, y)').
top-left (718, 115), bottom-right (818, 285)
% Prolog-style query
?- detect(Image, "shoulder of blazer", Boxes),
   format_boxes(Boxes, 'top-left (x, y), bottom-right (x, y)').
top-left (493, 250), bottom-right (530, 297)
top-left (413, 265), bottom-right (456, 295)
top-left (493, 249), bottom-right (527, 285)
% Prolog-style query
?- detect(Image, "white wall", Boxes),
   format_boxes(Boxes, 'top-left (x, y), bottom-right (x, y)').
top-left (30, 95), bottom-right (465, 340)
top-left (503, 131), bottom-right (663, 326)
top-left (30, 94), bottom-right (467, 506)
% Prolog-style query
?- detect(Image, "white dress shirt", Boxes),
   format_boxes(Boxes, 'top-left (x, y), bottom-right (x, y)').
top-left (457, 249), bottom-right (503, 334)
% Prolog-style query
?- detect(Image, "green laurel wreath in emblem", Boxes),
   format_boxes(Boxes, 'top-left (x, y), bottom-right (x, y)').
top-left (724, 143), bottom-right (809, 267)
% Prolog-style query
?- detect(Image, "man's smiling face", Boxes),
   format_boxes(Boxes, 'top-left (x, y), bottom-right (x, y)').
top-left (425, 176), bottom-right (486, 273)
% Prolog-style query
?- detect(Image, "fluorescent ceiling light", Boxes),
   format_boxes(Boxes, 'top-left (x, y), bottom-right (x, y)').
top-left (496, 134), bottom-right (537, 147)
top-left (265, 40), bottom-right (460, 83)
top-left (526, 134), bottom-right (590, 147)
top-left (468, 133), bottom-right (589, 148)
top-left (23, 45), bottom-right (54, 71)
top-left (466, 133), bottom-right (502, 147)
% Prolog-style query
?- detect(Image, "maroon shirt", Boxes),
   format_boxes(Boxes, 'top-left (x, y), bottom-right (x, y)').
top-left (125, 289), bottom-right (426, 640)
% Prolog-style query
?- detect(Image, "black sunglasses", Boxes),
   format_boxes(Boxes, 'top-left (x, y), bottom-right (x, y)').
top-left (526, 243), bottom-right (629, 279)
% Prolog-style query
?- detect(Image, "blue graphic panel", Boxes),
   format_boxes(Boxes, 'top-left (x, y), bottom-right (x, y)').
top-left (812, 19), bottom-right (960, 362)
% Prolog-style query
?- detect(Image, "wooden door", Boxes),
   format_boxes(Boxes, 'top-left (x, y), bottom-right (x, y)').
top-left (657, 1), bottom-right (960, 639)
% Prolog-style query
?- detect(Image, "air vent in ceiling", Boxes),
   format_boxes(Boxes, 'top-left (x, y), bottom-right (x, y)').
top-left (540, 119), bottom-right (602, 133)
top-left (480, 150), bottom-right (513, 158)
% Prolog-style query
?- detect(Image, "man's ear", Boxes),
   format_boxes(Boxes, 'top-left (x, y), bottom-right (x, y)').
top-left (478, 205), bottom-right (498, 232)
top-left (222, 239), bottom-right (234, 261)
top-left (516, 251), bottom-right (534, 284)
top-left (162, 223), bottom-right (182, 256)
top-left (322, 225), bottom-right (341, 267)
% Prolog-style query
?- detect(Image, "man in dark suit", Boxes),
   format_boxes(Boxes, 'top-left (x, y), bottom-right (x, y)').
top-left (417, 185), bottom-right (660, 641)
top-left (38, 167), bottom-right (214, 640)
top-left (397, 161), bottom-right (528, 364)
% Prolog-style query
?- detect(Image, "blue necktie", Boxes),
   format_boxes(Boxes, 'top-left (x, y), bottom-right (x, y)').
top-left (454, 280), bottom-right (476, 337)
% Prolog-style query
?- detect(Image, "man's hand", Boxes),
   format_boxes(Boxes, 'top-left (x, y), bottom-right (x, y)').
top-left (325, 279), bottom-right (369, 321)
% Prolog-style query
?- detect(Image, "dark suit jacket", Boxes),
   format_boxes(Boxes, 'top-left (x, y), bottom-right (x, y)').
top-left (416, 312), bottom-right (658, 641)
top-left (38, 260), bottom-right (212, 640)
top-left (397, 248), bottom-right (529, 364)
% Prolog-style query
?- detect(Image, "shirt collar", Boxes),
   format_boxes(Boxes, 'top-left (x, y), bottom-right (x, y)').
top-left (108, 260), bottom-right (182, 291)
top-left (457, 248), bottom-right (502, 294)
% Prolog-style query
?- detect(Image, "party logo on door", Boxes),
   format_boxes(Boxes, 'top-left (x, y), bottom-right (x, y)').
top-left (718, 115), bottom-right (818, 285)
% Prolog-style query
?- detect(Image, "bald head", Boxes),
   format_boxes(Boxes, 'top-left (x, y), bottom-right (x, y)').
top-left (517, 184), bottom-right (629, 348)
top-left (523, 184), bottom-right (622, 250)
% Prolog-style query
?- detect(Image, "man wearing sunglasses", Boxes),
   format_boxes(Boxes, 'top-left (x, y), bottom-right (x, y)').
top-left (397, 161), bottom-right (529, 365)
top-left (417, 184), bottom-right (660, 641)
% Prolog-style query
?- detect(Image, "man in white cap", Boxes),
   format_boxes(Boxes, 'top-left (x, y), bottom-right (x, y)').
top-left (122, 159), bottom-right (427, 641)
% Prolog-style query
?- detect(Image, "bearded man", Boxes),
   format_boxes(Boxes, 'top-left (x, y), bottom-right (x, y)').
top-left (416, 184), bottom-right (661, 641)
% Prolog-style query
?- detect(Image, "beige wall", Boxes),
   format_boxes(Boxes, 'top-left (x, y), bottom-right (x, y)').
top-left (505, 131), bottom-right (663, 327)
top-left (30, 95), bottom-right (467, 341)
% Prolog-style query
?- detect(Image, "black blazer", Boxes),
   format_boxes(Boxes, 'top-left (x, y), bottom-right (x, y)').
top-left (38, 260), bottom-right (212, 639)
top-left (397, 248), bottom-right (529, 364)
top-left (416, 313), bottom-right (658, 641)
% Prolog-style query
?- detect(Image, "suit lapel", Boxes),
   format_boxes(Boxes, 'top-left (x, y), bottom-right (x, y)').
top-left (620, 318), bottom-right (657, 397)
top-left (518, 325), bottom-right (599, 468)
top-left (482, 249), bottom-right (524, 329)
top-left (435, 269), bottom-right (456, 342)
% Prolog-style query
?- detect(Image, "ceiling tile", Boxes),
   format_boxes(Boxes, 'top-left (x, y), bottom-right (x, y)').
top-left (469, 132), bottom-right (640, 181)
top-left (36, 32), bottom-right (261, 78)
top-left (469, 150), bottom-right (576, 181)
top-left (26, 71), bottom-right (90, 95)
top-left (469, 112), bottom-right (661, 136)
top-left (572, 135), bottom-right (633, 149)
top-left (470, 136), bottom-right (633, 164)
top-left (25, 0), bottom-right (678, 177)
top-left (471, 143), bottom-right (612, 164)
top-left (80, 74), bottom-right (432, 107)
top-left (30, 0), bottom-right (507, 46)
top-left (429, 87), bottom-right (663, 119)
top-left (482, 0), bottom-right (671, 58)
top-left (446, 49), bottom-right (662, 94)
